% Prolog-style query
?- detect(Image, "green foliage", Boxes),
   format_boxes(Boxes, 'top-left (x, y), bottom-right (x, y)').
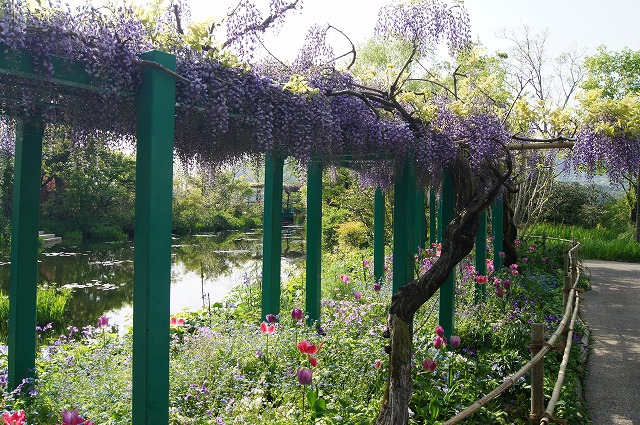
top-left (320, 168), bottom-right (376, 250)
top-left (172, 166), bottom-right (262, 234)
top-left (40, 137), bottom-right (136, 239)
top-left (539, 181), bottom-right (626, 230)
top-left (583, 46), bottom-right (640, 99)
top-left (336, 221), bottom-right (370, 250)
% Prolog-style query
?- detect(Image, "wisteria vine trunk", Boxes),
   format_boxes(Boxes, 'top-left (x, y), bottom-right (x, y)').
top-left (376, 154), bottom-right (510, 424)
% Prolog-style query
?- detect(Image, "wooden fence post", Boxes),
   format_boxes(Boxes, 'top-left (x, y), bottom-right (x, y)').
top-left (530, 323), bottom-right (544, 425)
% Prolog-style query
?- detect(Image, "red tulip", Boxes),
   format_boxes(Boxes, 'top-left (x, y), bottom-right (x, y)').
top-left (297, 340), bottom-right (323, 355)
top-left (373, 359), bottom-right (382, 369)
top-left (2, 410), bottom-right (26, 425)
top-left (309, 356), bottom-right (318, 367)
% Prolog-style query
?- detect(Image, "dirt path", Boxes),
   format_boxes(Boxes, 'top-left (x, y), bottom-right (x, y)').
top-left (581, 260), bottom-right (640, 425)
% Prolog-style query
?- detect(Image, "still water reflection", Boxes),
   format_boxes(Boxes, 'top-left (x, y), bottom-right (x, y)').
top-left (0, 227), bottom-right (305, 330)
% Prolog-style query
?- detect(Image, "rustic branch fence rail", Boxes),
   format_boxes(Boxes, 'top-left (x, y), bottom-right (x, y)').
top-left (443, 239), bottom-right (582, 425)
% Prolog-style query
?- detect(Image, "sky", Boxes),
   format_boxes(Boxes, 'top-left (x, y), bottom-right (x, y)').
top-left (184, 0), bottom-right (640, 61)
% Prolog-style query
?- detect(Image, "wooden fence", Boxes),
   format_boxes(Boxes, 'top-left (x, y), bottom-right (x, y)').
top-left (443, 239), bottom-right (582, 425)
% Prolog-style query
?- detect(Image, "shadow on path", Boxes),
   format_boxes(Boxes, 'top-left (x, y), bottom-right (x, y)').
top-left (582, 260), bottom-right (640, 425)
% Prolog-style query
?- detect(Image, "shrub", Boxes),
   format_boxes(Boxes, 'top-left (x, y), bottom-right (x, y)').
top-left (336, 220), bottom-right (370, 250)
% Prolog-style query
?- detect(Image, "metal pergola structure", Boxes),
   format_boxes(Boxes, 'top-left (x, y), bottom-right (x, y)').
top-left (1, 45), bottom-right (503, 424)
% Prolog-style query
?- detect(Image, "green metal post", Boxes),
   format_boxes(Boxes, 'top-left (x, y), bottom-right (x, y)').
top-left (475, 210), bottom-right (487, 302)
top-left (132, 50), bottom-right (176, 425)
top-left (429, 187), bottom-right (437, 246)
top-left (8, 117), bottom-right (43, 390)
top-left (415, 187), bottom-right (426, 252)
top-left (438, 171), bottom-right (455, 339)
top-left (393, 160), bottom-right (415, 293)
top-left (492, 198), bottom-right (504, 271)
top-left (306, 161), bottom-right (322, 324)
top-left (261, 154), bottom-right (284, 320)
top-left (374, 187), bottom-right (385, 283)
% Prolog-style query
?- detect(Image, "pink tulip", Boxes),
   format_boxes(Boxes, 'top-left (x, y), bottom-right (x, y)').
top-left (97, 315), bottom-right (108, 329)
top-left (353, 291), bottom-right (362, 300)
top-left (363, 259), bottom-right (371, 267)
top-left (422, 358), bottom-right (437, 372)
top-left (340, 274), bottom-right (351, 284)
top-left (297, 369), bottom-right (313, 385)
top-left (170, 317), bottom-right (185, 326)
top-left (60, 410), bottom-right (84, 425)
top-left (373, 359), bottom-right (382, 369)
top-left (450, 335), bottom-right (461, 349)
top-left (260, 322), bottom-right (276, 334)
top-left (434, 336), bottom-right (446, 349)
top-left (2, 410), bottom-right (26, 425)
top-left (435, 325), bottom-right (445, 338)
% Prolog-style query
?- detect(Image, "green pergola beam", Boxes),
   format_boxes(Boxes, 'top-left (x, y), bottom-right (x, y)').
top-left (305, 161), bottom-right (322, 324)
top-left (438, 171), bottom-right (455, 339)
top-left (373, 187), bottom-right (385, 283)
top-left (261, 154), bottom-right (284, 320)
top-left (131, 50), bottom-right (176, 425)
top-left (8, 117), bottom-right (43, 390)
top-left (0, 44), bottom-right (101, 92)
top-left (475, 210), bottom-right (487, 303)
top-left (492, 198), bottom-right (504, 271)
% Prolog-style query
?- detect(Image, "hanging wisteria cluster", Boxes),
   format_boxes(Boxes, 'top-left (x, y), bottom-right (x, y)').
top-left (0, 0), bottom-right (550, 186)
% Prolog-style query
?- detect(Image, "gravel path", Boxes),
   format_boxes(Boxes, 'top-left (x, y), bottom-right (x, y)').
top-left (581, 260), bottom-right (640, 425)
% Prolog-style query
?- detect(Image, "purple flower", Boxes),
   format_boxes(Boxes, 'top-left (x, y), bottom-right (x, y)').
top-left (503, 279), bottom-right (511, 290)
top-left (297, 369), bottom-right (313, 385)
top-left (496, 286), bottom-right (504, 298)
top-left (291, 308), bottom-right (304, 321)
top-left (449, 335), bottom-right (461, 349)
top-left (353, 291), bottom-right (362, 300)
top-left (373, 283), bottom-right (381, 292)
top-left (97, 315), bottom-right (109, 329)
top-left (265, 314), bottom-right (277, 324)
top-left (435, 325), bottom-right (445, 338)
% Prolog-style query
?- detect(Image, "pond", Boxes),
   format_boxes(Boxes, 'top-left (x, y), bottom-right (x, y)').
top-left (0, 227), bottom-right (305, 331)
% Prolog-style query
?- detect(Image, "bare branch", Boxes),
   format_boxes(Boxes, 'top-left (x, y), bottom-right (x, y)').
top-left (135, 59), bottom-right (192, 84)
top-left (326, 25), bottom-right (357, 69)
top-left (390, 44), bottom-right (418, 97)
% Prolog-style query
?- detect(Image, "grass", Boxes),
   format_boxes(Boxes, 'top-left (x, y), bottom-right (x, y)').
top-left (0, 242), bottom-right (590, 424)
top-left (529, 222), bottom-right (640, 262)
top-left (0, 287), bottom-right (73, 340)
